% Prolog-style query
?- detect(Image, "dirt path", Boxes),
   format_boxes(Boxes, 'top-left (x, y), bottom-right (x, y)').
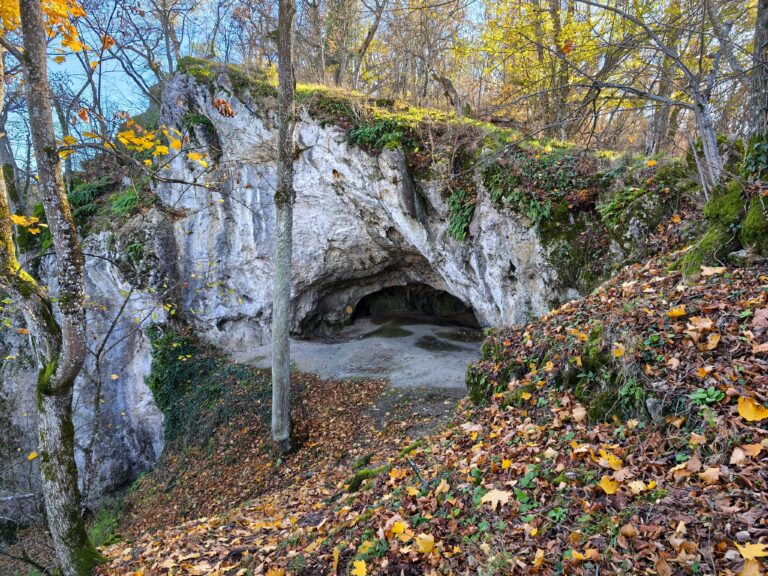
top-left (234, 317), bottom-right (483, 390)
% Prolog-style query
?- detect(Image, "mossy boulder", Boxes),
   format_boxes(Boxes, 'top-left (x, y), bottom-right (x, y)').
top-left (740, 197), bottom-right (768, 256)
top-left (681, 181), bottom-right (744, 277)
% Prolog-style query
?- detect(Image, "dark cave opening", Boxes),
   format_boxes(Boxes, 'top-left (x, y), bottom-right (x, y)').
top-left (352, 283), bottom-right (480, 328)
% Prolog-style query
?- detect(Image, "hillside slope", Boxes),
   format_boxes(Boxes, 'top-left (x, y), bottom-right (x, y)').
top-left (97, 244), bottom-right (768, 575)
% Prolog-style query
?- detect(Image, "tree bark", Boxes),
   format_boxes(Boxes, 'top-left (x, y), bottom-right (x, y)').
top-left (432, 73), bottom-right (464, 116)
top-left (351, 0), bottom-right (387, 88)
top-left (271, 0), bottom-right (296, 454)
top-left (13, 2), bottom-right (102, 574)
top-left (693, 101), bottom-right (723, 193)
top-left (754, 0), bottom-right (768, 137)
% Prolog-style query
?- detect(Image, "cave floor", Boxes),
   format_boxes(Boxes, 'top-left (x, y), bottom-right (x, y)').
top-left (233, 317), bottom-right (483, 390)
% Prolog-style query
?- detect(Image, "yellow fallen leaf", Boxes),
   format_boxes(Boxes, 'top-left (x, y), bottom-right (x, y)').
top-left (414, 533), bottom-right (435, 554)
top-left (598, 449), bottom-right (623, 471)
top-left (27, 451), bottom-right (38, 462)
top-left (357, 540), bottom-right (374, 555)
top-left (613, 342), bottom-right (626, 358)
top-left (736, 542), bottom-right (768, 561)
top-left (738, 397), bottom-right (768, 422)
top-left (571, 548), bottom-right (600, 562)
top-left (667, 305), bottom-right (687, 318)
top-left (332, 547), bottom-right (339, 571)
top-left (646, 159), bottom-right (658, 167)
top-left (406, 486), bottom-right (420, 496)
top-left (670, 213), bottom-right (682, 223)
top-left (520, 391), bottom-right (532, 400)
top-left (480, 489), bottom-right (511, 509)
top-left (739, 559), bottom-right (763, 576)
top-left (628, 480), bottom-right (649, 495)
top-left (389, 468), bottom-right (407, 480)
top-left (705, 333), bottom-right (720, 350)
top-left (598, 475), bottom-right (619, 494)
top-left (501, 459), bottom-right (512, 470)
top-left (544, 361), bottom-right (554, 372)
top-left (435, 478), bottom-right (449, 495)
top-left (351, 560), bottom-right (366, 576)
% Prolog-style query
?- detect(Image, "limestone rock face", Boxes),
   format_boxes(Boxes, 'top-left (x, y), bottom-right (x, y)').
top-left (0, 233), bottom-right (165, 517)
top-left (156, 73), bottom-right (559, 352)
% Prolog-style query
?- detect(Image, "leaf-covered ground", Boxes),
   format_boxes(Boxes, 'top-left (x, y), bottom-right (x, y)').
top-left (97, 245), bottom-right (768, 576)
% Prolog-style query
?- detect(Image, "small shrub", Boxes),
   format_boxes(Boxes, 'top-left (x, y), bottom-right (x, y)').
top-left (447, 187), bottom-right (475, 240)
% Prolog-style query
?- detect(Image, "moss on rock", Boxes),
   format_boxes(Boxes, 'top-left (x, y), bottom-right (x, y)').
top-left (740, 197), bottom-right (768, 256)
top-left (681, 181), bottom-right (744, 277)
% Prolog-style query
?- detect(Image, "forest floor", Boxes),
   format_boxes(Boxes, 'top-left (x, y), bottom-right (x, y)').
top-left (96, 244), bottom-right (768, 576)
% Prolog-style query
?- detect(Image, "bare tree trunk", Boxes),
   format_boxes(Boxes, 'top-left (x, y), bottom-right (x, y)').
top-left (272, 0), bottom-right (296, 455)
top-left (754, 0), bottom-right (768, 137)
top-left (331, 0), bottom-right (353, 85)
top-left (432, 73), bottom-right (464, 116)
top-left (351, 0), bottom-right (387, 87)
top-left (645, 0), bottom-right (681, 154)
top-left (11, 3), bottom-right (101, 574)
top-left (693, 101), bottom-right (723, 193)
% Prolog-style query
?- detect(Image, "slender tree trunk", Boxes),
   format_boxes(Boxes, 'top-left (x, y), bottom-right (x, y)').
top-left (272, 0), bottom-right (296, 454)
top-left (754, 0), bottom-right (768, 137)
top-left (351, 0), bottom-right (387, 88)
top-left (693, 101), bottom-right (723, 193)
top-left (14, 3), bottom-right (102, 574)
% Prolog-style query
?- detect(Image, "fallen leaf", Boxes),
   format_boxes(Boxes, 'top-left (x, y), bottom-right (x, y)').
top-left (572, 405), bottom-right (587, 422)
top-left (620, 523), bottom-right (638, 537)
top-left (480, 489), bottom-right (511, 509)
top-left (351, 560), bottom-right (366, 576)
top-left (700, 265), bottom-right (727, 276)
top-left (740, 559), bottom-right (763, 576)
top-left (667, 305), bottom-right (687, 318)
top-left (705, 333), bottom-right (720, 350)
top-left (27, 451), bottom-right (38, 462)
top-left (435, 478), bottom-right (449, 495)
top-left (738, 397), bottom-right (768, 422)
top-left (699, 467), bottom-right (720, 485)
top-left (598, 475), bottom-right (619, 494)
top-left (414, 533), bottom-right (435, 554)
top-left (736, 542), bottom-right (768, 561)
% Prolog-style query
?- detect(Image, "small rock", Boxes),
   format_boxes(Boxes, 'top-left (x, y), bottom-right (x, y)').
top-left (646, 398), bottom-right (664, 422)
top-left (735, 530), bottom-right (751, 543)
top-left (728, 247), bottom-right (766, 267)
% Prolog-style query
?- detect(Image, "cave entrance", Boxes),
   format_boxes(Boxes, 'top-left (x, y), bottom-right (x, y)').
top-left (352, 284), bottom-right (480, 328)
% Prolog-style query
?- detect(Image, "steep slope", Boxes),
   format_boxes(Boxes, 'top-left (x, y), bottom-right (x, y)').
top-left (97, 244), bottom-right (768, 575)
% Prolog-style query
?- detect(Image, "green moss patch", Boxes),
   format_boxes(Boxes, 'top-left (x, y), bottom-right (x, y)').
top-left (145, 325), bottom-right (272, 447)
top-left (740, 197), bottom-right (768, 255)
top-left (681, 181), bottom-right (744, 276)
